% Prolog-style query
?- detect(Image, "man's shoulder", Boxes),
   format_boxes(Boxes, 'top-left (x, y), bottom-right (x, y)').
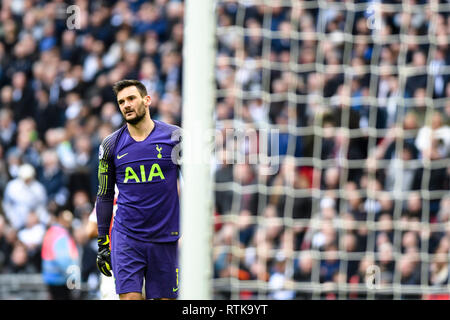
top-left (155, 120), bottom-right (181, 134)
top-left (101, 126), bottom-right (127, 146)
top-left (154, 120), bottom-right (182, 146)
top-left (99, 126), bottom-right (127, 160)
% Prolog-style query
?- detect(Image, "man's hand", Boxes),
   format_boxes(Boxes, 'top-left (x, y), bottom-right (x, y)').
top-left (97, 235), bottom-right (112, 277)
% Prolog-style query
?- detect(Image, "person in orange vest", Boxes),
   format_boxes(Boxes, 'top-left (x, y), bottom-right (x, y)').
top-left (41, 210), bottom-right (79, 300)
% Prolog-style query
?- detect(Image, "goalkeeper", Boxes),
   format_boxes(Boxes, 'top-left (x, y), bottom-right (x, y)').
top-left (95, 79), bottom-right (181, 300)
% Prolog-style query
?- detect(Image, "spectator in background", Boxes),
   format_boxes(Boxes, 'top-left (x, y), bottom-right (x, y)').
top-left (6, 241), bottom-right (36, 274)
top-left (402, 192), bottom-right (422, 220)
top-left (0, 84), bottom-right (13, 111)
top-left (41, 209), bottom-right (79, 300)
top-left (0, 215), bottom-right (14, 273)
top-left (10, 72), bottom-right (36, 123)
top-left (38, 149), bottom-right (69, 207)
top-left (377, 241), bottom-right (395, 284)
top-left (100, 102), bottom-right (124, 130)
top-left (7, 118), bottom-right (41, 169)
top-left (269, 156), bottom-right (312, 220)
top-left (237, 209), bottom-right (255, 247)
top-left (415, 111), bottom-right (450, 159)
top-left (349, 254), bottom-right (375, 299)
top-left (0, 108), bottom-right (16, 149)
top-left (376, 212), bottom-right (394, 246)
top-left (71, 134), bottom-right (97, 198)
top-left (213, 222), bottom-right (246, 299)
top-left (429, 236), bottom-right (449, 287)
top-left (60, 30), bottom-right (82, 64)
top-left (319, 243), bottom-right (340, 284)
top-left (402, 230), bottom-right (420, 254)
top-left (134, 2), bottom-right (167, 38)
top-left (34, 88), bottom-right (61, 137)
top-left (71, 190), bottom-right (93, 220)
top-left (378, 193), bottom-right (394, 217)
top-left (44, 128), bottom-right (77, 172)
top-left (17, 211), bottom-right (46, 271)
top-left (139, 58), bottom-right (164, 98)
top-left (293, 250), bottom-right (315, 299)
top-left (398, 251), bottom-right (421, 299)
top-left (340, 232), bottom-right (359, 279)
top-left (378, 74), bottom-right (401, 128)
top-left (405, 50), bottom-right (428, 99)
top-left (384, 141), bottom-right (417, 193)
top-left (268, 253), bottom-right (295, 300)
top-left (2, 163), bottom-right (48, 230)
top-left (0, 144), bottom-right (10, 196)
top-left (322, 167), bottom-right (340, 191)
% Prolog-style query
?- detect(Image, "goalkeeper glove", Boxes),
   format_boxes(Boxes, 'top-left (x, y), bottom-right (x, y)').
top-left (96, 235), bottom-right (112, 277)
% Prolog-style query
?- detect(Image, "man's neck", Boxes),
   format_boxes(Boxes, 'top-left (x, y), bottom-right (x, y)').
top-left (127, 116), bottom-right (155, 142)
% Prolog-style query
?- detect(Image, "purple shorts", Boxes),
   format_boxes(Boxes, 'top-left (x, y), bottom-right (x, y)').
top-left (111, 228), bottom-right (179, 299)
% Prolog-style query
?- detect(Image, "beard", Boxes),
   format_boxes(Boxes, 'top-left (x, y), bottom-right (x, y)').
top-left (124, 111), bottom-right (146, 125)
top-left (122, 102), bottom-right (147, 125)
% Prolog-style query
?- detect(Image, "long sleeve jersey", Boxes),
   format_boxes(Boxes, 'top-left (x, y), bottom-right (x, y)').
top-left (95, 120), bottom-right (181, 242)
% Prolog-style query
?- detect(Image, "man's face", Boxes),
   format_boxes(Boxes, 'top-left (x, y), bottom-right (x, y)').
top-left (117, 86), bottom-right (151, 125)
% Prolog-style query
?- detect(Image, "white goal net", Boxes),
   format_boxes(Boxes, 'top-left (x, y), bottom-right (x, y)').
top-left (211, 0), bottom-right (450, 300)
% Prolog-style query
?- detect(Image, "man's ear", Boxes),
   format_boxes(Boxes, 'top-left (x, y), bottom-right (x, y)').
top-left (145, 95), bottom-right (152, 107)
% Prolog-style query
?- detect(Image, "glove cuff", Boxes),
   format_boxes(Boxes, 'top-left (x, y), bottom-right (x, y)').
top-left (98, 235), bottom-right (110, 247)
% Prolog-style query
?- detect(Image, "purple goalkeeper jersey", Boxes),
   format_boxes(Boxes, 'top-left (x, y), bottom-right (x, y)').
top-left (96, 120), bottom-right (181, 242)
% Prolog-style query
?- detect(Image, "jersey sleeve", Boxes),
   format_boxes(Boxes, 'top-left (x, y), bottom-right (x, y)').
top-left (169, 124), bottom-right (182, 170)
top-left (95, 134), bottom-right (117, 237)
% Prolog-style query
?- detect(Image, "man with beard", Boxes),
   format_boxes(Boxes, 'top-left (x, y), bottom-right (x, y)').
top-left (95, 80), bottom-right (180, 300)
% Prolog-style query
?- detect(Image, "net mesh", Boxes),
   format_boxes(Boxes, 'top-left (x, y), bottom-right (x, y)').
top-left (212, 0), bottom-right (450, 300)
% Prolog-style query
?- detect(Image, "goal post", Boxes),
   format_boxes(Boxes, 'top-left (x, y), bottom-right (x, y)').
top-left (180, 0), bottom-right (216, 299)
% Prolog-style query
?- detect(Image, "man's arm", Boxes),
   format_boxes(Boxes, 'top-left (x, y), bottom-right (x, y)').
top-left (95, 138), bottom-right (116, 237)
top-left (95, 136), bottom-right (117, 277)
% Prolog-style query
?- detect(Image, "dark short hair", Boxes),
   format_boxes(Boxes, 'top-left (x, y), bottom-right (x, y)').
top-left (112, 79), bottom-right (147, 97)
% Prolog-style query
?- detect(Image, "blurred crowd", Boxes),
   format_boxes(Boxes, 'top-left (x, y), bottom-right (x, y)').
top-left (0, 0), bottom-right (183, 299)
top-left (212, 0), bottom-right (450, 300)
top-left (0, 0), bottom-right (449, 300)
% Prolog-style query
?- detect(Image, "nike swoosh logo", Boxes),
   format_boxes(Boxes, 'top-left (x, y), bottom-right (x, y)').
top-left (172, 287), bottom-right (179, 292)
top-left (117, 153), bottom-right (128, 159)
